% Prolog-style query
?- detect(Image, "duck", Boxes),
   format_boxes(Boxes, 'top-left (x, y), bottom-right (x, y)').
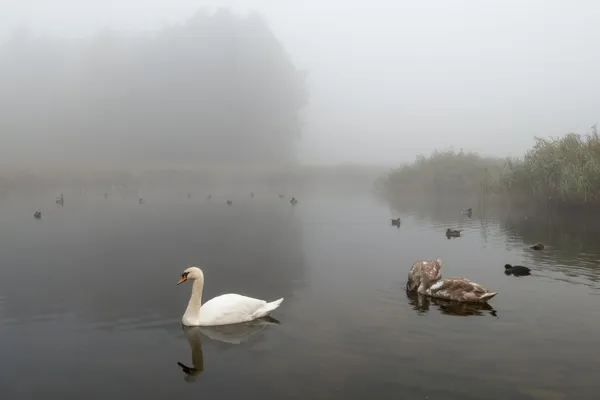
top-left (290, 197), bottom-right (298, 205)
top-left (406, 258), bottom-right (498, 303)
top-left (530, 242), bottom-right (544, 250)
top-left (56, 194), bottom-right (64, 205)
top-left (390, 217), bottom-right (401, 226)
top-left (226, 200), bottom-right (233, 205)
top-left (139, 198), bottom-right (145, 204)
top-left (461, 208), bottom-right (472, 215)
top-left (504, 264), bottom-right (531, 276)
top-left (446, 228), bottom-right (463, 237)
top-left (33, 210), bottom-right (41, 219)
top-left (177, 266), bottom-right (284, 326)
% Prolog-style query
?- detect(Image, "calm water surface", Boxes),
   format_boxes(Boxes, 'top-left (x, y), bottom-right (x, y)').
top-left (0, 191), bottom-right (599, 399)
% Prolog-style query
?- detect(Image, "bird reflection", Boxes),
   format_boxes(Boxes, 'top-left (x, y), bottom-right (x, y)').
top-left (177, 316), bottom-right (280, 382)
top-left (405, 290), bottom-right (497, 317)
top-left (178, 326), bottom-right (205, 382)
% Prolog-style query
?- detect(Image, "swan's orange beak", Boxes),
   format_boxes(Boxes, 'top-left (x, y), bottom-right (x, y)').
top-left (177, 276), bottom-right (187, 285)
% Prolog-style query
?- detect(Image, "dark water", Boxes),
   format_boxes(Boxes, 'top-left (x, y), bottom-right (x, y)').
top-left (1, 191), bottom-right (599, 399)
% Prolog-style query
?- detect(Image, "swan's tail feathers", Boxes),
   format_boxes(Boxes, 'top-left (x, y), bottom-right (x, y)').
top-left (481, 292), bottom-right (498, 302)
top-left (260, 298), bottom-right (284, 316)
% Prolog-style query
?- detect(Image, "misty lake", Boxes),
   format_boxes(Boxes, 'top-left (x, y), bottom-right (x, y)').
top-left (1, 190), bottom-right (599, 399)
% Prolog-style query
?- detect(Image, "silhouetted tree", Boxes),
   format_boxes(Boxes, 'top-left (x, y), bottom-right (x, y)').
top-left (0, 8), bottom-right (307, 167)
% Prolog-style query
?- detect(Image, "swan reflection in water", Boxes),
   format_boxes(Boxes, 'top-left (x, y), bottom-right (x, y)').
top-left (177, 316), bottom-right (280, 382)
top-left (405, 290), bottom-right (498, 318)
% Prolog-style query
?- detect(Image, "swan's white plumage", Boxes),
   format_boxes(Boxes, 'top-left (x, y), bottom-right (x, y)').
top-left (184, 293), bottom-right (283, 326)
top-left (180, 267), bottom-right (283, 326)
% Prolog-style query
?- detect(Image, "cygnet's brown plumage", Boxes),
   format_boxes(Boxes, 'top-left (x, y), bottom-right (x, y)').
top-left (423, 278), bottom-right (498, 303)
top-left (406, 259), bottom-right (443, 291)
top-left (406, 258), bottom-right (498, 303)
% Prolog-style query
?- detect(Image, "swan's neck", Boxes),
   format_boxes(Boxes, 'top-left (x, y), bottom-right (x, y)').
top-left (185, 279), bottom-right (204, 317)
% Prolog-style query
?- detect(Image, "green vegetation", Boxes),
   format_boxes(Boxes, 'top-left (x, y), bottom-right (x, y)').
top-left (499, 125), bottom-right (600, 205)
top-left (379, 126), bottom-right (600, 209)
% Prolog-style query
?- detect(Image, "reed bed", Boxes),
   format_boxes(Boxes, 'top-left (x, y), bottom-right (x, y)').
top-left (380, 126), bottom-right (600, 208)
top-left (498, 126), bottom-right (600, 205)
top-left (378, 149), bottom-right (505, 199)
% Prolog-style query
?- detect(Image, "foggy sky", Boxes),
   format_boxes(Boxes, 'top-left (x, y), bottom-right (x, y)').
top-left (1, 0), bottom-right (599, 166)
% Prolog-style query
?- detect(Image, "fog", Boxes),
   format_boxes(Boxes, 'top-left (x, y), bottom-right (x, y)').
top-left (1, 0), bottom-right (600, 168)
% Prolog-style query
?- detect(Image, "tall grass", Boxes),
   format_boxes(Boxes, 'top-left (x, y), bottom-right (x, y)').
top-left (380, 126), bottom-right (600, 209)
top-left (378, 149), bottom-right (505, 200)
top-left (498, 125), bottom-right (600, 206)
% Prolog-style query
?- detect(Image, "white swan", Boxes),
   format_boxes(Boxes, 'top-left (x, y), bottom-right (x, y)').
top-left (177, 266), bottom-right (284, 326)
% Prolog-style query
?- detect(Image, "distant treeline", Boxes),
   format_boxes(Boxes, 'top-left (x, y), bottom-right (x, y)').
top-left (0, 8), bottom-right (306, 166)
top-left (378, 126), bottom-right (600, 209)
top-left (0, 164), bottom-right (386, 196)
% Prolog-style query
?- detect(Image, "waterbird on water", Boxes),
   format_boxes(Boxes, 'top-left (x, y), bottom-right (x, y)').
top-left (504, 264), bottom-right (531, 276)
top-left (34, 210), bottom-right (41, 219)
top-left (406, 259), bottom-right (498, 303)
top-left (530, 242), bottom-right (545, 250)
top-left (446, 228), bottom-right (462, 238)
top-left (177, 266), bottom-right (284, 326)
top-left (391, 217), bottom-right (401, 226)
top-left (290, 197), bottom-right (298, 205)
top-left (226, 200), bottom-right (233, 205)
